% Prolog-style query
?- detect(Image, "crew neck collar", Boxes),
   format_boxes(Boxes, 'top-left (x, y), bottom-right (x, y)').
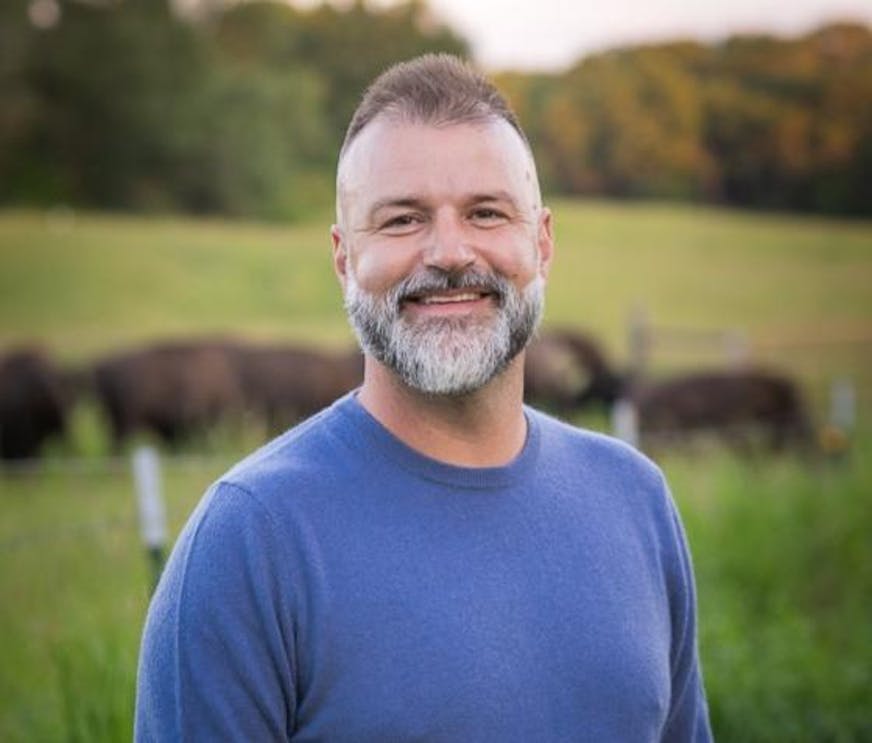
top-left (332, 392), bottom-right (541, 490)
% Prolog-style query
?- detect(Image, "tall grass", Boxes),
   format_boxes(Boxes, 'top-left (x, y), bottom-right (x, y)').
top-left (666, 442), bottom-right (872, 742)
top-left (0, 464), bottom-right (214, 741)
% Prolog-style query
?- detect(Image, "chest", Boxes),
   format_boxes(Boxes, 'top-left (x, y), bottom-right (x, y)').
top-left (289, 497), bottom-right (674, 741)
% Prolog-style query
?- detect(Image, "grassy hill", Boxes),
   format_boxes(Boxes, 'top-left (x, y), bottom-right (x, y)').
top-left (2, 201), bottom-right (870, 414)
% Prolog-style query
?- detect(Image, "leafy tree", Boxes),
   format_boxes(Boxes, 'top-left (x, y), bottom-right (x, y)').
top-left (291, 0), bottom-right (469, 145)
top-left (15, 0), bottom-right (207, 209)
top-left (175, 61), bottom-right (330, 219)
top-left (0, 1), bottom-right (43, 201)
top-left (529, 44), bottom-right (714, 200)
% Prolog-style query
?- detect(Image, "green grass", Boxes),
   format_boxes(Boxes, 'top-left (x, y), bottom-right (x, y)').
top-left (0, 461), bottom-right (224, 741)
top-left (2, 202), bottom-right (870, 355)
top-left (0, 208), bottom-right (345, 356)
top-left (1, 202), bottom-right (871, 740)
top-left (664, 445), bottom-right (872, 742)
top-left (547, 198), bottom-right (872, 338)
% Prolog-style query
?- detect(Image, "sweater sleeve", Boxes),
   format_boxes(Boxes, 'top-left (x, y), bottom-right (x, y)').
top-left (135, 481), bottom-right (297, 742)
top-left (659, 481), bottom-right (713, 743)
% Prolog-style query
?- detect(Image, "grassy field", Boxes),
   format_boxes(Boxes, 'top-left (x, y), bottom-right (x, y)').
top-left (1, 203), bottom-right (870, 352)
top-left (1, 202), bottom-right (871, 740)
top-left (2, 201), bottom-right (870, 413)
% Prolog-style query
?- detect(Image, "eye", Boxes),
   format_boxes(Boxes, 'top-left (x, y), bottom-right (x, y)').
top-left (379, 213), bottom-right (425, 234)
top-left (469, 207), bottom-right (508, 226)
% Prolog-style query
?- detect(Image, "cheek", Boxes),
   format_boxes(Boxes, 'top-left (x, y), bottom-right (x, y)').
top-left (349, 230), bottom-right (542, 291)
top-left (350, 243), bottom-right (418, 294)
top-left (481, 235), bottom-right (541, 282)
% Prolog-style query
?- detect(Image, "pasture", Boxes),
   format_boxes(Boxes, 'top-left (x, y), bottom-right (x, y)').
top-left (1, 202), bottom-right (871, 740)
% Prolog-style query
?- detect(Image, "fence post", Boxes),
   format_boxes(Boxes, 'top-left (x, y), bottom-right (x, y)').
top-left (612, 398), bottom-right (640, 449)
top-left (132, 446), bottom-right (167, 595)
top-left (725, 329), bottom-right (750, 368)
top-left (829, 376), bottom-right (857, 432)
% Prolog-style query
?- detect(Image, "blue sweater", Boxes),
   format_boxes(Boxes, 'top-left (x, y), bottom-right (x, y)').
top-left (136, 393), bottom-right (711, 741)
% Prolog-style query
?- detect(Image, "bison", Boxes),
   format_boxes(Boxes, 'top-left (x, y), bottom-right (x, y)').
top-left (235, 344), bottom-right (363, 433)
top-left (0, 347), bottom-right (69, 460)
top-left (524, 329), bottom-right (622, 416)
top-left (628, 369), bottom-right (813, 454)
top-left (92, 339), bottom-right (245, 450)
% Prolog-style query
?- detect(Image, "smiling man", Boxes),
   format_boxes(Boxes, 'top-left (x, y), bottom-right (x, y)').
top-left (135, 55), bottom-right (712, 742)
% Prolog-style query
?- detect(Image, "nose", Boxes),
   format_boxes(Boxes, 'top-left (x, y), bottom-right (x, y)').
top-left (423, 210), bottom-right (476, 273)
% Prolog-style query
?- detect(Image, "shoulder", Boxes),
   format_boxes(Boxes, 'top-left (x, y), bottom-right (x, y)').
top-left (526, 407), bottom-right (682, 542)
top-left (158, 396), bottom-right (363, 564)
top-left (218, 395), bottom-right (358, 507)
top-left (529, 406), bottom-right (664, 489)
top-left (528, 410), bottom-right (699, 607)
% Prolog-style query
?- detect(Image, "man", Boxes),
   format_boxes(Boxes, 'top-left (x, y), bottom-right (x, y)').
top-left (136, 54), bottom-right (712, 741)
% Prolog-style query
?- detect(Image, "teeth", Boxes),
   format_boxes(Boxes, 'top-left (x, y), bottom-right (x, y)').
top-left (419, 293), bottom-right (480, 305)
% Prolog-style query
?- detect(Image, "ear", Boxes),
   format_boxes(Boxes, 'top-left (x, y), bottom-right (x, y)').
top-left (331, 224), bottom-right (348, 290)
top-left (536, 207), bottom-right (554, 280)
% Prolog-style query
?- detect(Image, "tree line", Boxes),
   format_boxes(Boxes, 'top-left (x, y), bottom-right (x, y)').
top-left (498, 22), bottom-right (872, 216)
top-left (1, 1), bottom-right (869, 218)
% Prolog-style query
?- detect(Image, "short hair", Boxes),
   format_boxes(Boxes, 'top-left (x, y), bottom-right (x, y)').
top-left (339, 54), bottom-right (530, 161)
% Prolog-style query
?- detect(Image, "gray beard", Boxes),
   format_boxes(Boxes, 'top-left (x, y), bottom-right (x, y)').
top-left (344, 267), bottom-right (544, 396)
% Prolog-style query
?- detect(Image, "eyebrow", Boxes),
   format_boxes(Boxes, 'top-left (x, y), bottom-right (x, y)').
top-left (365, 191), bottom-right (521, 222)
top-left (464, 191), bottom-right (520, 208)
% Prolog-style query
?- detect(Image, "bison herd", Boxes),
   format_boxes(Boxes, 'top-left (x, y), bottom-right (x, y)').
top-left (1, 330), bottom-right (820, 462)
top-left (0, 340), bottom-right (363, 459)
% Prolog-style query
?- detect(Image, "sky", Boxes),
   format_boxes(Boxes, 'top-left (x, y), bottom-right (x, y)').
top-left (375, 0), bottom-right (872, 71)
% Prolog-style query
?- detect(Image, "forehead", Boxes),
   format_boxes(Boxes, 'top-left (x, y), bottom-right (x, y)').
top-left (337, 116), bottom-right (538, 216)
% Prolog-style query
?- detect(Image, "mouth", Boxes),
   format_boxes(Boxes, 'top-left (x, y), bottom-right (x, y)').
top-left (404, 288), bottom-right (496, 306)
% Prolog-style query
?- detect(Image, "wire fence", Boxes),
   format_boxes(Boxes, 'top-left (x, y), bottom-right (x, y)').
top-left (625, 307), bottom-right (872, 419)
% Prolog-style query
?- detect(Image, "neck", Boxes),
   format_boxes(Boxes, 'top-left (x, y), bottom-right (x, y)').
top-left (357, 355), bottom-right (528, 468)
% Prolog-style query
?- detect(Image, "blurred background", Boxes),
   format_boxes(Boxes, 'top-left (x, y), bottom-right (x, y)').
top-left (3, 0), bottom-right (872, 219)
top-left (1, 1), bottom-right (871, 740)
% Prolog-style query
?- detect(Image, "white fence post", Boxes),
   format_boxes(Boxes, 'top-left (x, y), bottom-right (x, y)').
top-left (725, 329), bottom-right (750, 368)
top-left (829, 376), bottom-right (857, 432)
top-left (132, 446), bottom-right (167, 594)
top-left (612, 398), bottom-right (640, 449)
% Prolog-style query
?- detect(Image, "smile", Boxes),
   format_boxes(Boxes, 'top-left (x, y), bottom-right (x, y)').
top-left (403, 288), bottom-right (497, 307)
top-left (419, 292), bottom-right (485, 305)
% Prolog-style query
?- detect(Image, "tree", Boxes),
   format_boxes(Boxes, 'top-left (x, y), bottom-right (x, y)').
top-left (17, 0), bottom-right (207, 209)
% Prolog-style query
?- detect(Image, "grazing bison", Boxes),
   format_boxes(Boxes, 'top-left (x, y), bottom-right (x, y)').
top-left (92, 340), bottom-right (245, 449)
top-left (630, 369), bottom-right (813, 453)
top-left (0, 347), bottom-right (69, 460)
top-left (236, 344), bottom-right (363, 433)
top-left (524, 329), bottom-right (621, 416)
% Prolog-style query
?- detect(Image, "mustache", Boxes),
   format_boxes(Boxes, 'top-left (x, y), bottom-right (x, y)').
top-left (389, 268), bottom-right (509, 307)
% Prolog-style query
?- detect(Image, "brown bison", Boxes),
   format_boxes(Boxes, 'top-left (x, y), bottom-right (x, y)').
top-left (630, 369), bottom-right (813, 453)
top-left (92, 340), bottom-right (245, 449)
top-left (524, 329), bottom-right (621, 415)
top-left (0, 347), bottom-right (69, 460)
top-left (235, 344), bottom-right (363, 433)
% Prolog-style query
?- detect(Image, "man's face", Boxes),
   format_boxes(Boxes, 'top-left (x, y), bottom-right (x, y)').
top-left (332, 116), bottom-right (553, 395)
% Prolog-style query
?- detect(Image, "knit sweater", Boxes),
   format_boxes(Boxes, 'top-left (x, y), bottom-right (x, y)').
top-left (135, 392), bottom-right (712, 741)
